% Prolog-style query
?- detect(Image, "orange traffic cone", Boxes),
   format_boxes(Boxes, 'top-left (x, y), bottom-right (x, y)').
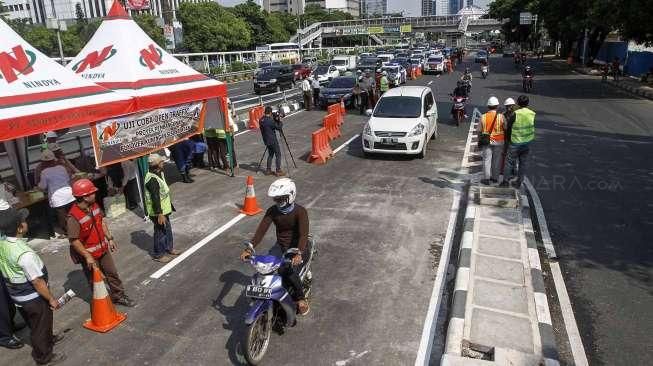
top-left (83, 266), bottom-right (126, 333)
top-left (240, 176), bottom-right (263, 216)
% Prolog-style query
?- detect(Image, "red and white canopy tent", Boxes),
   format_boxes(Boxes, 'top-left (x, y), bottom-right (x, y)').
top-left (0, 18), bottom-right (136, 189)
top-left (66, 0), bottom-right (228, 167)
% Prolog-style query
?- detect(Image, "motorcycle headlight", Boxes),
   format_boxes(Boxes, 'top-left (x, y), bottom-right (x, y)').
top-left (269, 78), bottom-right (277, 83)
top-left (407, 123), bottom-right (425, 137)
top-left (363, 123), bottom-right (372, 136)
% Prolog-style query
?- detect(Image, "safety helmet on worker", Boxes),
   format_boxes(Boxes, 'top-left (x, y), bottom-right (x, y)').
top-left (268, 178), bottom-right (296, 207)
top-left (487, 96), bottom-right (500, 107)
top-left (504, 97), bottom-right (516, 106)
top-left (382, 71), bottom-right (388, 76)
top-left (72, 179), bottom-right (98, 197)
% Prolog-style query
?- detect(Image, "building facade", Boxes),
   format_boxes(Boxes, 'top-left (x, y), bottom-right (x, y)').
top-left (262, 0), bottom-right (305, 15)
top-left (361, 0), bottom-right (386, 17)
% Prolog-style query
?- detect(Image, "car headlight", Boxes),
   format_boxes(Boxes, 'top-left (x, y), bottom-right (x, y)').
top-left (363, 123), bottom-right (372, 136)
top-left (269, 78), bottom-right (277, 83)
top-left (407, 124), bottom-right (425, 137)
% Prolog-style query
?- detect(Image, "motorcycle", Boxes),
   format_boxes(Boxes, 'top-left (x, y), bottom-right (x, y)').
top-left (522, 75), bottom-right (533, 93)
top-left (240, 237), bottom-right (316, 365)
top-left (450, 94), bottom-right (467, 127)
top-left (481, 65), bottom-right (488, 79)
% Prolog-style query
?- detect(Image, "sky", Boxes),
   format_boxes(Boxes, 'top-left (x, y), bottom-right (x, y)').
top-left (387, 0), bottom-right (421, 17)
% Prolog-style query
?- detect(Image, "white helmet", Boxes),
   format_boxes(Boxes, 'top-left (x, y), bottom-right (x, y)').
top-left (382, 71), bottom-right (388, 76)
top-left (504, 97), bottom-right (516, 106)
top-left (268, 178), bottom-right (296, 205)
top-left (487, 96), bottom-right (500, 107)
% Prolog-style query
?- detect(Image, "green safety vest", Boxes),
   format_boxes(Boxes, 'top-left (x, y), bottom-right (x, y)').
top-left (0, 238), bottom-right (44, 304)
top-left (144, 172), bottom-right (172, 216)
top-left (380, 76), bottom-right (389, 92)
top-left (216, 129), bottom-right (226, 139)
top-left (511, 107), bottom-right (536, 144)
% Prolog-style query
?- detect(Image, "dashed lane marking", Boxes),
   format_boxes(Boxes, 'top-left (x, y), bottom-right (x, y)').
top-left (333, 134), bottom-right (360, 154)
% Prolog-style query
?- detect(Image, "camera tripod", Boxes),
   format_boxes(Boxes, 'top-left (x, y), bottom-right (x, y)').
top-left (256, 128), bottom-right (297, 176)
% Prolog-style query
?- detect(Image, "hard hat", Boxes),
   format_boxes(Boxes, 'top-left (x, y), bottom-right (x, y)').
top-left (72, 178), bottom-right (98, 197)
top-left (382, 71), bottom-right (388, 75)
top-left (40, 150), bottom-right (55, 162)
top-left (268, 178), bottom-right (296, 205)
top-left (487, 96), bottom-right (500, 107)
top-left (504, 97), bottom-right (516, 106)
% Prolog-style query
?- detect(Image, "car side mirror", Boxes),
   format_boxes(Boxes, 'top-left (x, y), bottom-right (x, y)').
top-left (365, 109), bottom-right (373, 117)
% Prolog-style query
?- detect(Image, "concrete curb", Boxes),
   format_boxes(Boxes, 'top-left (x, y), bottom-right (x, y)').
top-left (521, 194), bottom-right (560, 366)
top-left (444, 196), bottom-right (476, 356)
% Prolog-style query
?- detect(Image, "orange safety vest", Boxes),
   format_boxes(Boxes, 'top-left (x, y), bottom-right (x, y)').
top-left (69, 203), bottom-right (108, 259)
top-left (481, 110), bottom-right (505, 143)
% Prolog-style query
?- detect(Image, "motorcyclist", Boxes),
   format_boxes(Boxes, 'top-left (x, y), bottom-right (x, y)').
top-left (461, 67), bottom-right (473, 93)
top-left (452, 80), bottom-right (468, 98)
top-left (240, 178), bottom-right (310, 316)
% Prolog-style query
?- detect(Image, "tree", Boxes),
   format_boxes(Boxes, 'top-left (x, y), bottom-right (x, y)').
top-left (271, 11), bottom-right (297, 38)
top-left (133, 14), bottom-right (165, 47)
top-left (228, 0), bottom-right (290, 46)
top-left (178, 2), bottom-right (251, 52)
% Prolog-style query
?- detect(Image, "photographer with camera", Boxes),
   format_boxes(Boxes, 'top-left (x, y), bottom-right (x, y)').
top-left (259, 107), bottom-right (286, 177)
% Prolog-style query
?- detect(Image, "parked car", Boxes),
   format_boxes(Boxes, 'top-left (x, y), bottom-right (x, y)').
top-left (291, 63), bottom-right (312, 81)
top-left (410, 56), bottom-right (425, 70)
top-left (362, 86), bottom-right (438, 159)
top-left (424, 55), bottom-right (445, 74)
top-left (331, 55), bottom-right (357, 73)
top-left (253, 66), bottom-right (294, 94)
top-left (318, 76), bottom-right (357, 109)
top-left (381, 64), bottom-right (407, 86)
top-left (475, 50), bottom-right (488, 63)
top-left (258, 61), bottom-right (281, 69)
top-left (301, 56), bottom-right (318, 66)
top-left (358, 57), bottom-right (383, 72)
top-left (313, 64), bottom-right (340, 84)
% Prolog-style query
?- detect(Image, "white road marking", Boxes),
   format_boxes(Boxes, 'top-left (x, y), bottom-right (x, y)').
top-left (427, 80), bottom-right (434, 85)
top-left (234, 130), bottom-right (250, 137)
top-left (525, 178), bottom-right (589, 366)
top-left (335, 350), bottom-right (371, 366)
top-left (333, 134), bottom-right (360, 154)
top-left (149, 213), bottom-right (247, 279)
top-left (416, 108), bottom-right (477, 365)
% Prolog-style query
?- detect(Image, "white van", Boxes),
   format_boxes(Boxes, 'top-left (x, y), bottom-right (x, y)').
top-left (331, 55), bottom-right (357, 73)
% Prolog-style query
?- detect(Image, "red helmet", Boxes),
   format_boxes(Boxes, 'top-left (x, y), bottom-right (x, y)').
top-left (72, 179), bottom-right (98, 197)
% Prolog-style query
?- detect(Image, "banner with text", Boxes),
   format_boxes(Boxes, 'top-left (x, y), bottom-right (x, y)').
top-left (90, 101), bottom-right (206, 167)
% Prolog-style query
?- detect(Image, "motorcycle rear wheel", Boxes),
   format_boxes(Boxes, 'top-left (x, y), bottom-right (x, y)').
top-left (244, 310), bottom-right (272, 365)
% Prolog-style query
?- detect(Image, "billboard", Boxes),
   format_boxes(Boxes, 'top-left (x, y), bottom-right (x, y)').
top-left (126, 0), bottom-right (151, 10)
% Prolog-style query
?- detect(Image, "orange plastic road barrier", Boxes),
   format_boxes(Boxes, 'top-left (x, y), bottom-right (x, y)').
top-left (240, 175), bottom-right (263, 216)
top-left (248, 106), bottom-right (264, 129)
top-left (322, 113), bottom-right (341, 141)
top-left (83, 267), bottom-right (126, 333)
top-left (327, 104), bottom-right (343, 126)
top-left (308, 128), bottom-right (333, 165)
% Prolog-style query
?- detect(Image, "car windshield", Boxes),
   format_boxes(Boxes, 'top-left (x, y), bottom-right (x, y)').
top-left (314, 66), bottom-right (329, 74)
top-left (410, 58), bottom-right (421, 63)
top-left (257, 68), bottom-right (279, 78)
top-left (382, 66), bottom-right (399, 73)
top-left (332, 59), bottom-right (347, 66)
top-left (428, 57), bottom-right (443, 63)
top-left (374, 96), bottom-right (421, 118)
top-left (478, 51), bottom-right (487, 56)
top-left (360, 58), bottom-right (378, 65)
top-left (328, 77), bottom-right (355, 88)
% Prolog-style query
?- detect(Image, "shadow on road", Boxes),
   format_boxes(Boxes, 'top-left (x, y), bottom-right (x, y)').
top-left (212, 269), bottom-right (251, 366)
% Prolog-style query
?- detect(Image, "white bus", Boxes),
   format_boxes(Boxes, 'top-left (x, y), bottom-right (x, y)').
top-left (256, 43), bottom-right (301, 51)
top-left (255, 43), bottom-right (301, 64)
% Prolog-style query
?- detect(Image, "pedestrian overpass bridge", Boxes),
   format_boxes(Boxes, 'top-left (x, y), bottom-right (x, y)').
top-left (290, 15), bottom-right (505, 48)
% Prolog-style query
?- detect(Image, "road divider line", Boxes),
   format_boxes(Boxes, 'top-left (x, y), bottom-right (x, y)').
top-left (235, 130), bottom-right (250, 137)
top-left (428, 80), bottom-right (434, 85)
top-left (525, 178), bottom-right (588, 366)
top-left (333, 134), bottom-right (360, 154)
top-left (150, 213), bottom-right (247, 279)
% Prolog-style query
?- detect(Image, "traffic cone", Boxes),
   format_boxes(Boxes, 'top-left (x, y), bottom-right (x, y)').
top-left (83, 266), bottom-right (126, 333)
top-left (240, 176), bottom-right (263, 216)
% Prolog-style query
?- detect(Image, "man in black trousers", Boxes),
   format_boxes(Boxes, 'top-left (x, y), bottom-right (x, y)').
top-left (259, 106), bottom-right (286, 177)
top-left (0, 275), bottom-right (23, 349)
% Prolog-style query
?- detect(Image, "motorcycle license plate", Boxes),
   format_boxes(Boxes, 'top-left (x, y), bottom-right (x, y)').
top-left (381, 138), bottom-right (398, 144)
top-left (246, 285), bottom-right (272, 299)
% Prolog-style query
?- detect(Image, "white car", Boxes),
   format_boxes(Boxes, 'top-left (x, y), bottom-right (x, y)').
top-left (313, 65), bottom-right (340, 84)
top-left (380, 64), bottom-right (407, 86)
top-left (362, 86), bottom-right (438, 159)
top-left (424, 55), bottom-right (445, 74)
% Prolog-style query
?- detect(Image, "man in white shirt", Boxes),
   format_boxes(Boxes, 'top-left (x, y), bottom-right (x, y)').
top-left (311, 77), bottom-right (321, 108)
top-left (37, 150), bottom-right (75, 238)
top-left (301, 77), bottom-right (312, 111)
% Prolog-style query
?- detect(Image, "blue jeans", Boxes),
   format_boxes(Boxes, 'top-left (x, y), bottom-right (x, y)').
top-left (152, 215), bottom-right (173, 258)
top-left (504, 143), bottom-right (530, 185)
